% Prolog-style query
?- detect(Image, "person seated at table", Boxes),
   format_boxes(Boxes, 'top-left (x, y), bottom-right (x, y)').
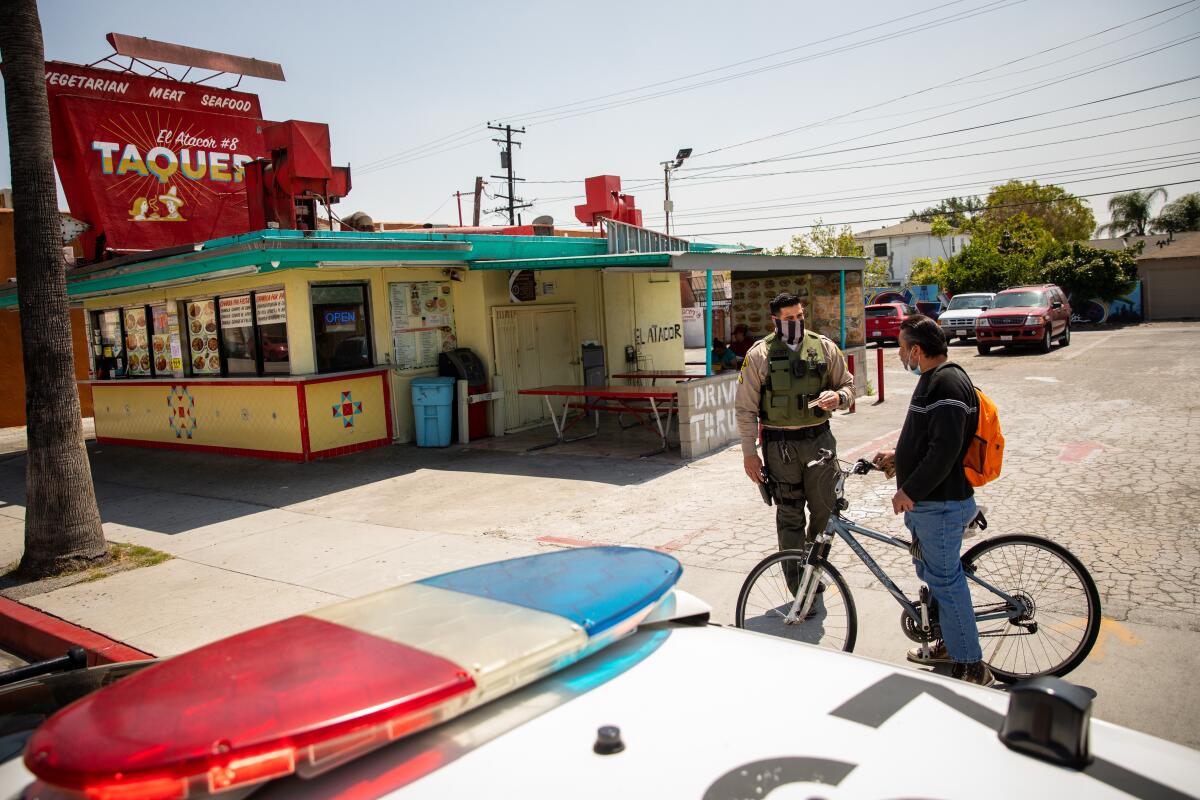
top-left (729, 324), bottom-right (755, 357)
top-left (712, 339), bottom-right (740, 371)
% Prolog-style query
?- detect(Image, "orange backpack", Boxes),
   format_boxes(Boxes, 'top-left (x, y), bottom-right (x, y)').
top-left (963, 387), bottom-right (1004, 487)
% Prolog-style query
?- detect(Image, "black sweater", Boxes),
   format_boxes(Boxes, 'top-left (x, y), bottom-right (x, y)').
top-left (895, 362), bottom-right (978, 503)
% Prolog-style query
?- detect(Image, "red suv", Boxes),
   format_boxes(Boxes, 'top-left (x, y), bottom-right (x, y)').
top-left (975, 284), bottom-right (1071, 355)
top-left (865, 303), bottom-right (918, 345)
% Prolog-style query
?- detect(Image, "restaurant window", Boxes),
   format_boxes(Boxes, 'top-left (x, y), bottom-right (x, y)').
top-left (184, 299), bottom-right (221, 376)
top-left (219, 294), bottom-right (256, 375)
top-left (89, 309), bottom-right (123, 379)
top-left (123, 306), bottom-right (151, 377)
top-left (255, 289), bottom-right (289, 374)
top-left (312, 283), bottom-right (371, 374)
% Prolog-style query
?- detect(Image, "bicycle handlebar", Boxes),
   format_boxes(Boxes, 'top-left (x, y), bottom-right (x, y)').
top-left (807, 448), bottom-right (877, 477)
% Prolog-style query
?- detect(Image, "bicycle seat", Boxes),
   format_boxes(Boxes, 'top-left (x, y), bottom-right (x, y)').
top-left (966, 507), bottom-right (988, 534)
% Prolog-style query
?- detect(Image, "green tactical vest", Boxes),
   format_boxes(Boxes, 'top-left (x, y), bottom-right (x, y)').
top-left (760, 330), bottom-right (832, 427)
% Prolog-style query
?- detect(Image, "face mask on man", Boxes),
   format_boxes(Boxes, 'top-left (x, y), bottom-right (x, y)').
top-left (900, 345), bottom-right (923, 376)
top-left (773, 317), bottom-right (804, 347)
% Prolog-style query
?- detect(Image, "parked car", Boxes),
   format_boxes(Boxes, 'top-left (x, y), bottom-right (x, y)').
top-left (938, 292), bottom-right (996, 342)
top-left (975, 284), bottom-right (1071, 355)
top-left (864, 302), bottom-right (918, 345)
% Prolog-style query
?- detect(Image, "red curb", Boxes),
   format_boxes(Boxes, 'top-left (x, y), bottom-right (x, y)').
top-left (0, 597), bottom-right (153, 666)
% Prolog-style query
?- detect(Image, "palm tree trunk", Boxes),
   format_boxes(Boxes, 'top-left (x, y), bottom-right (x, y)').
top-left (1, 0), bottom-right (106, 576)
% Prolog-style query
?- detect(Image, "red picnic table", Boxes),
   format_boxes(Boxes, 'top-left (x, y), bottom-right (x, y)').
top-left (517, 384), bottom-right (679, 457)
top-left (610, 369), bottom-right (705, 385)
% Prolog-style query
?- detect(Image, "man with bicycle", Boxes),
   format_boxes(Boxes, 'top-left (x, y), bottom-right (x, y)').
top-left (736, 292), bottom-right (855, 593)
top-left (873, 315), bottom-right (992, 686)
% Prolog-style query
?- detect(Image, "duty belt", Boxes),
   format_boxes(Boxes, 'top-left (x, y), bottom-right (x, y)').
top-left (761, 422), bottom-right (830, 441)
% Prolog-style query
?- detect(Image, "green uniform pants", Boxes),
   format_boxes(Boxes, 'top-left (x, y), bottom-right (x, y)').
top-left (763, 426), bottom-right (840, 592)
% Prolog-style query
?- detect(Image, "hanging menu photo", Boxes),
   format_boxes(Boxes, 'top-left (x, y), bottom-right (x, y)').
top-left (388, 282), bottom-right (457, 370)
top-left (186, 299), bottom-right (221, 375)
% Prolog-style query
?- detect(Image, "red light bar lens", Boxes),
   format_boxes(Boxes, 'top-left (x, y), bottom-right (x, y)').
top-left (28, 616), bottom-right (474, 795)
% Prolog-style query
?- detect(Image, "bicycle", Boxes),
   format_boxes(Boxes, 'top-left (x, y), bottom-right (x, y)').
top-left (735, 449), bottom-right (1101, 683)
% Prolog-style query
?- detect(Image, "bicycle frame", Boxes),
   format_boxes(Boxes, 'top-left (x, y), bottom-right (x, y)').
top-left (785, 510), bottom-right (1030, 628)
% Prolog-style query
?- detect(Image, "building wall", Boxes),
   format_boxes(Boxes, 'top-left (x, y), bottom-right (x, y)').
top-left (0, 208), bottom-right (94, 428)
top-left (857, 232), bottom-right (970, 284)
top-left (1138, 257), bottom-right (1200, 320)
top-left (79, 263), bottom-right (686, 445)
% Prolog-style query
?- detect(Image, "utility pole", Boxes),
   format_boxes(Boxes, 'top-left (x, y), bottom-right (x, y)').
top-left (662, 161), bottom-right (673, 236)
top-left (660, 147), bottom-right (692, 236)
top-left (487, 122), bottom-right (531, 225)
top-left (472, 176), bottom-right (484, 226)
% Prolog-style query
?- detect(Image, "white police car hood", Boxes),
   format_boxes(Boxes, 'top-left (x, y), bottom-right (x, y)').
top-left (251, 622), bottom-right (1198, 800)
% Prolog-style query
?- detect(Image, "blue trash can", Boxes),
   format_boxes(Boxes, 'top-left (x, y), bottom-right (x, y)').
top-left (411, 376), bottom-right (456, 447)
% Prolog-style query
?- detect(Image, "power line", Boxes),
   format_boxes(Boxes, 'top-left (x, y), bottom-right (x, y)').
top-left (355, 1), bottom-right (1195, 176)
top-left (688, 0), bottom-right (1199, 161)
top-left (350, 0), bottom-right (994, 172)
top-left (663, 158), bottom-right (1200, 229)
top-left (646, 149), bottom-right (1200, 222)
top-left (659, 106), bottom-right (1200, 191)
top-left (355, 0), bottom-right (1033, 176)
top-left (678, 57), bottom-right (1200, 182)
top-left (511, 0), bottom-right (1029, 128)
top-left (526, 99), bottom-right (1200, 207)
top-left (677, 179), bottom-right (1200, 237)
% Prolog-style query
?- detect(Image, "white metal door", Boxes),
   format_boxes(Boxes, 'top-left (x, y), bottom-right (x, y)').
top-left (491, 305), bottom-right (580, 432)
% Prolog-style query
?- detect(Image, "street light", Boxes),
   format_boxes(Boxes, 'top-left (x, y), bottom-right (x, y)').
top-left (660, 147), bottom-right (692, 236)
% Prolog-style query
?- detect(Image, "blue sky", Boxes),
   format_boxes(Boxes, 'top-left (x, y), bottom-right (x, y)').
top-left (3, 0), bottom-right (1199, 248)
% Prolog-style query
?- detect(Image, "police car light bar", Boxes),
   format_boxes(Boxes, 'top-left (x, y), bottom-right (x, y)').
top-left (25, 547), bottom-right (682, 800)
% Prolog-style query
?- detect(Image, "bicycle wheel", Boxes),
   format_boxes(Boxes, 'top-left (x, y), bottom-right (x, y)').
top-left (961, 534), bottom-right (1101, 683)
top-left (735, 551), bottom-right (857, 652)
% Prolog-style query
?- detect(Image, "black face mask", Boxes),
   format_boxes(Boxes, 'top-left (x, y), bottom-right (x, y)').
top-left (774, 317), bottom-right (804, 347)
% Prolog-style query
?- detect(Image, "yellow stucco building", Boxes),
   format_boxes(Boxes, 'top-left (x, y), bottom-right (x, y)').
top-left (0, 225), bottom-right (863, 461)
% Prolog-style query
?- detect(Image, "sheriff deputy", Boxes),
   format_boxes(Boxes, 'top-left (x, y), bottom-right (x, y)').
top-left (736, 291), bottom-right (855, 590)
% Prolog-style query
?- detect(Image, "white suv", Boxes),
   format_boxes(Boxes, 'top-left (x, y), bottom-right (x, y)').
top-left (939, 292), bottom-right (996, 342)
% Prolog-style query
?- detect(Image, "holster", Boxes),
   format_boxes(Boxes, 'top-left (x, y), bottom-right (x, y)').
top-left (758, 465), bottom-right (777, 507)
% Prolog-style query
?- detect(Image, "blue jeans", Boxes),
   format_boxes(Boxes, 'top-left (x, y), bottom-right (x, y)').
top-left (905, 498), bottom-right (981, 663)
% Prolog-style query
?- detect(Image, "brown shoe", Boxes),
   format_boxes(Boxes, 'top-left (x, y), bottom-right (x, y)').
top-left (951, 660), bottom-right (995, 686)
top-left (906, 640), bottom-right (954, 665)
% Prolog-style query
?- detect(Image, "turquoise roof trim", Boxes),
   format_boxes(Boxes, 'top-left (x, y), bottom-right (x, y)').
top-left (470, 253), bottom-right (674, 271)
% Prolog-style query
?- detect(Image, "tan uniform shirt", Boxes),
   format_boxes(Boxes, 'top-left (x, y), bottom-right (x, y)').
top-left (735, 335), bottom-right (855, 457)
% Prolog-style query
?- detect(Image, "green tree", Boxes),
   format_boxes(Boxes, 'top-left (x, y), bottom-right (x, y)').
top-left (905, 196), bottom-right (984, 227)
top-left (863, 257), bottom-right (890, 287)
top-left (1152, 192), bottom-right (1200, 233)
top-left (768, 218), bottom-right (864, 257)
top-left (979, 180), bottom-right (1095, 242)
top-left (908, 256), bottom-right (947, 287)
top-left (930, 215), bottom-right (953, 258)
top-left (1096, 188), bottom-right (1168, 237)
top-left (936, 215), bottom-right (1063, 294)
top-left (0, 0), bottom-right (107, 576)
top-left (1042, 242), bottom-right (1141, 302)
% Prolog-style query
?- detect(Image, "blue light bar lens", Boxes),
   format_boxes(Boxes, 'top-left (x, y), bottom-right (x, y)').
top-left (420, 547), bottom-right (682, 636)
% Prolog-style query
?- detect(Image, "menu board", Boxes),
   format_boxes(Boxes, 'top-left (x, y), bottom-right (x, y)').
top-left (255, 290), bottom-right (286, 324)
top-left (219, 294), bottom-right (253, 328)
top-left (185, 299), bottom-right (222, 375)
top-left (123, 307), bottom-right (151, 376)
top-left (388, 282), bottom-right (457, 371)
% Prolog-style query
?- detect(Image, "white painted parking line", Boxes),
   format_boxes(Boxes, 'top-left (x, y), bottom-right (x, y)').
top-left (1060, 332), bottom-right (1116, 361)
